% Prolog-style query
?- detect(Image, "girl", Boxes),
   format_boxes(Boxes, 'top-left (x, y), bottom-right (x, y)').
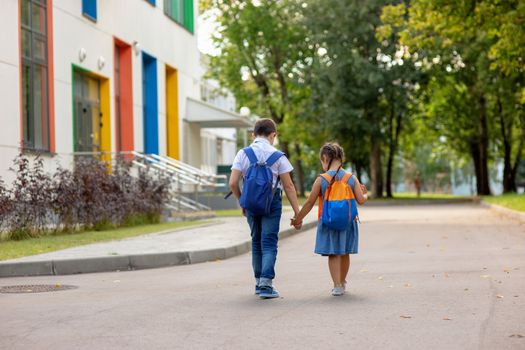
top-left (291, 143), bottom-right (368, 296)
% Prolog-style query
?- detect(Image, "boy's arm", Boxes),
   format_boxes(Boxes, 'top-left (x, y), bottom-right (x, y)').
top-left (294, 178), bottom-right (322, 223)
top-left (280, 172), bottom-right (300, 215)
top-left (353, 176), bottom-right (368, 204)
top-left (229, 169), bottom-right (243, 200)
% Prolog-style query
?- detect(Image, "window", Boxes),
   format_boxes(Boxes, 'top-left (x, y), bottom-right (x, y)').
top-left (21, 0), bottom-right (50, 151)
top-left (164, 0), bottom-right (194, 33)
top-left (82, 0), bottom-right (97, 21)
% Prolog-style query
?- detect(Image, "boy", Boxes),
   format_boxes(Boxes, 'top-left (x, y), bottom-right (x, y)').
top-left (229, 119), bottom-right (301, 299)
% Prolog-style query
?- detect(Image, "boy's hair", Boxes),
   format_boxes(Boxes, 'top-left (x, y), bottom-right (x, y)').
top-left (253, 118), bottom-right (277, 137)
top-left (319, 142), bottom-right (345, 170)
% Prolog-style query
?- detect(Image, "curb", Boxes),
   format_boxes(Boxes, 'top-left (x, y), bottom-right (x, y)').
top-left (364, 197), bottom-right (479, 207)
top-left (0, 221), bottom-right (318, 278)
top-left (480, 201), bottom-right (525, 223)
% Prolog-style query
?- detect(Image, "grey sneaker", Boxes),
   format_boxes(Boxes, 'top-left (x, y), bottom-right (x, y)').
top-left (331, 286), bottom-right (344, 296)
top-left (259, 286), bottom-right (280, 299)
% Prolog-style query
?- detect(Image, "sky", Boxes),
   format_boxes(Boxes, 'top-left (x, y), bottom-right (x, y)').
top-left (197, 9), bottom-right (220, 57)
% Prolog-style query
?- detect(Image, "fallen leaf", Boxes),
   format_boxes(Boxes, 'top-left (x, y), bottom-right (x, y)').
top-left (444, 272), bottom-right (450, 278)
top-left (443, 317), bottom-right (452, 321)
top-left (378, 276), bottom-right (383, 280)
top-left (464, 288), bottom-right (469, 291)
top-left (113, 280), bottom-right (120, 283)
top-left (400, 315), bottom-right (412, 319)
top-left (503, 267), bottom-right (510, 273)
top-left (514, 295), bottom-right (519, 298)
top-left (54, 284), bottom-right (61, 288)
top-left (496, 294), bottom-right (504, 299)
top-left (480, 275), bottom-right (491, 279)
top-left (509, 334), bottom-right (524, 338)
top-left (359, 269), bottom-right (368, 273)
top-left (389, 285), bottom-right (395, 288)
top-left (404, 283), bottom-right (412, 288)
top-left (432, 274), bottom-right (436, 278)
top-left (215, 259), bottom-right (222, 263)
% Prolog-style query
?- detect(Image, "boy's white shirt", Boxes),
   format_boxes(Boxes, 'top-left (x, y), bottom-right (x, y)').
top-left (231, 137), bottom-right (294, 188)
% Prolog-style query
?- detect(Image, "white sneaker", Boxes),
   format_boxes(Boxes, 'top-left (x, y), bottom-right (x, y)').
top-left (331, 286), bottom-right (344, 296)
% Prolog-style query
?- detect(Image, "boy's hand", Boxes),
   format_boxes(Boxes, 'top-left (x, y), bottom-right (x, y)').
top-left (290, 217), bottom-right (303, 230)
top-left (242, 208), bottom-right (246, 217)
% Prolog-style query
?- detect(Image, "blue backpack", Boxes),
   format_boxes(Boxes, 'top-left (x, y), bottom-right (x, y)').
top-left (239, 147), bottom-right (284, 215)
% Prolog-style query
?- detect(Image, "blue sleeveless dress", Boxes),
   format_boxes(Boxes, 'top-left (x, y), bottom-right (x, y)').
top-left (315, 170), bottom-right (359, 256)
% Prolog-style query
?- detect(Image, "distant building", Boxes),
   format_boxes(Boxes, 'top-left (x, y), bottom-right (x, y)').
top-left (0, 0), bottom-right (251, 183)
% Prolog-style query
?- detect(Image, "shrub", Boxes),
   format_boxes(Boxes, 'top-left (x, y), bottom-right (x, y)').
top-left (0, 154), bottom-right (173, 240)
top-left (0, 178), bottom-right (11, 235)
top-left (8, 156), bottom-right (53, 240)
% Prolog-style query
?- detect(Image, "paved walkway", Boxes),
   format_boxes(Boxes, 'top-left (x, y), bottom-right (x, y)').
top-left (0, 209), bottom-right (318, 277)
top-left (1, 203), bottom-right (524, 349)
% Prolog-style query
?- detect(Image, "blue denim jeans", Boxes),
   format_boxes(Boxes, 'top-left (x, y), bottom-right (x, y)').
top-left (247, 192), bottom-right (282, 286)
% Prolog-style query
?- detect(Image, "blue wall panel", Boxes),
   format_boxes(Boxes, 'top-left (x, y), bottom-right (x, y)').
top-left (82, 0), bottom-right (97, 21)
top-left (142, 53), bottom-right (159, 155)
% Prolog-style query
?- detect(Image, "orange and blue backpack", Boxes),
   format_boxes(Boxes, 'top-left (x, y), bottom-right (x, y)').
top-left (318, 170), bottom-right (358, 230)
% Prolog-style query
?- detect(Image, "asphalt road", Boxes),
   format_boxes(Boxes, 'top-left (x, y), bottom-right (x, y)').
top-left (1, 204), bottom-right (524, 350)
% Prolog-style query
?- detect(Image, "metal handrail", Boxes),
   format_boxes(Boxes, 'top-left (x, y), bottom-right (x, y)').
top-left (69, 151), bottom-right (222, 212)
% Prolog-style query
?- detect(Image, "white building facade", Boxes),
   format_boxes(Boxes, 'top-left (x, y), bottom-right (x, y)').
top-left (0, 0), bottom-right (250, 184)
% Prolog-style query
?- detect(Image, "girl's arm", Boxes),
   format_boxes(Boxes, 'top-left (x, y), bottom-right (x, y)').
top-left (293, 177), bottom-right (322, 224)
top-left (353, 176), bottom-right (368, 205)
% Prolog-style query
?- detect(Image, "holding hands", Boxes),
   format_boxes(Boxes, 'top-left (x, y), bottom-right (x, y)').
top-left (290, 216), bottom-right (303, 230)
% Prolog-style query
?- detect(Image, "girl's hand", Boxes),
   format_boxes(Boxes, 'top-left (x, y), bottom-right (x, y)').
top-left (360, 184), bottom-right (368, 195)
top-left (290, 217), bottom-right (303, 229)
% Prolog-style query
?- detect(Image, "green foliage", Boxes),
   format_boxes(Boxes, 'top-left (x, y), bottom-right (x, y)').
top-left (384, 0), bottom-right (525, 194)
top-left (207, 0), bottom-right (312, 124)
top-left (1, 155), bottom-right (171, 241)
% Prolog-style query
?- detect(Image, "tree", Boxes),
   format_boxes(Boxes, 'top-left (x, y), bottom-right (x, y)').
top-left (386, 0), bottom-right (525, 195)
top-left (303, 0), bottom-right (391, 197)
top-left (206, 0), bottom-right (313, 195)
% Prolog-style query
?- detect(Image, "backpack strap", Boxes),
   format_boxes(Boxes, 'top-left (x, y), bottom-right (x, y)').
top-left (342, 173), bottom-right (352, 184)
top-left (319, 173), bottom-right (332, 184)
top-left (242, 147), bottom-right (258, 165)
top-left (348, 174), bottom-right (356, 191)
top-left (266, 151), bottom-right (285, 167)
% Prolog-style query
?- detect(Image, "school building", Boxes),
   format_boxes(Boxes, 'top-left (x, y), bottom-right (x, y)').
top-left (0, 0), bottom-right (251, 184)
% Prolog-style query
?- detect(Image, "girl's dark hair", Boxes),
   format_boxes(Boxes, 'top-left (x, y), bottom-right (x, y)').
top-left (253, 118), bottom-right (277, 137)
top-left (319, 142), bottom-right (345, 172)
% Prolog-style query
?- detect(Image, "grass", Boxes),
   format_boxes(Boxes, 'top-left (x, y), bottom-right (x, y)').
top-left (283, 196), bottom-right (309, 206)
top-left (483, 193), bottom-right (525, 212)
top-left (0, 220), bottom-right (209, 261)
top-left (215, 209), bottom-right (244, 217)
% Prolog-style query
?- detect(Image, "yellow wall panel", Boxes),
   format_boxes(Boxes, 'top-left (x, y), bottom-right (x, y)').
top-left (166, 66), bottom-right (180, 159)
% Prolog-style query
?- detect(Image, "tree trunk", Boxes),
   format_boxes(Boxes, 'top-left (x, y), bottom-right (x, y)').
top-left (370, 136), bottom-right (383, 198)
top-left (477, 96), bottom-right (491, 195)
top-left (497, 96), bottom-right (515, 193)
top-left (293, 142), bottom-right (306, 197)
top-left (510, 136), bottom-right (524, 192)
top-left (470, 140), bottom-right (482, 195)
top-left (386, 106), bottom-right (403, 198)
top-left (280, 141), bottom-right (305, 197)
